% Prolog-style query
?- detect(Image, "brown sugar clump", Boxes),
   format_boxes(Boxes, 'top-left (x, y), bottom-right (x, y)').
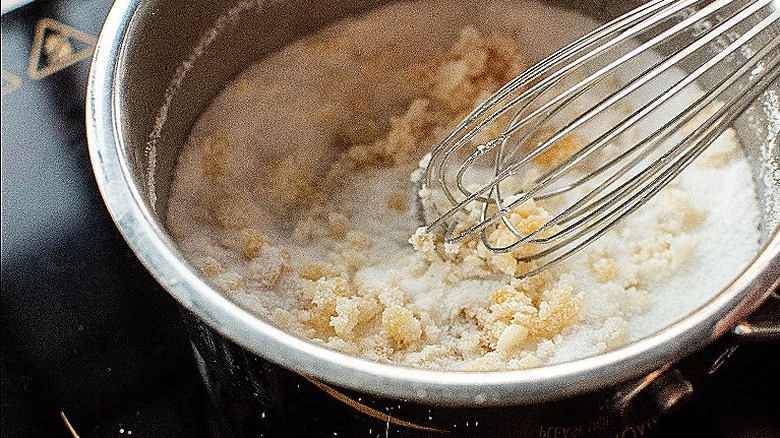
top-left (240, 228), bottom-right (271, 259)
top-left (526, 127), bottom-right (586, 170)
top-left (387, 191), bottom-right (408, 212)
top-left (382, 305), bottom-right (422, 346)
top-left (202, 131), bottom-right (232, 178)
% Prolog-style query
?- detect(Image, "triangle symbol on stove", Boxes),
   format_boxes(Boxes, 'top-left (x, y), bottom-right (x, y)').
top-left (2, 70), bottom-right (23, 95)
top-left (27, 18), bottom-right (97, 80)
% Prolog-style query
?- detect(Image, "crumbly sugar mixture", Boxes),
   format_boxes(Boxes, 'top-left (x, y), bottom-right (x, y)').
top-left (166, 0), bottom-right (761, 371)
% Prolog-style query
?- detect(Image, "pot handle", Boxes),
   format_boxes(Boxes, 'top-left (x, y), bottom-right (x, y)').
top-left (731, 289), bottom-right (780, 342)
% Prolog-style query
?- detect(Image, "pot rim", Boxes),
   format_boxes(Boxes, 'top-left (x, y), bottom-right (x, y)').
top-left (86, 0), bottom-right (780, 406)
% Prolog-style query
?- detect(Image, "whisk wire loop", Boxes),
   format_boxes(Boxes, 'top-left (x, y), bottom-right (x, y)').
top-left (428, 0), bottom-right (755, 229)
top-left (428, 0), bottom-right (701, 210)
top-left (490, 6), bottom-right (780, 250)
top-left (510, 44), bottom-right (780, 272)
top-left (421, 0), bottom-right (780, 276)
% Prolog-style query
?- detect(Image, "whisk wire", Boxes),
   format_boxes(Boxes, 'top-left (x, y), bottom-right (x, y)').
top-left (446, 0), bottom-right (774, 245)
top-left (516, 53), bottom-right (780, 278)
top-left (422, 0), bottom-right (779, 276)
top-left (490, 7), bottom-right (780, 251)
top-left (496, 0), bottom-right (773, 187)
top-left (428, 0), bottom-right (702, 209)
top-left (428, 0), bottom-right (759, 232)
top-left (492, 0), bottom-right (751, 170)
top-left (510, 37), bottom-right (780, 266)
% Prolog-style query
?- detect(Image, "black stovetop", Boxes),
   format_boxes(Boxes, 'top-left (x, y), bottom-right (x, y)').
top-left (1, 1), bottom-right (778, 437)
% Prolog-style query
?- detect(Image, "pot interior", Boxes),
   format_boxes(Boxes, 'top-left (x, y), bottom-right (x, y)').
top-left (95, 0), bottom-right (780, 403)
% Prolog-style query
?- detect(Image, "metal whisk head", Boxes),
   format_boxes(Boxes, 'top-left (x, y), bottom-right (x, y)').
top-left (422, 0), bottom-right (780, 277)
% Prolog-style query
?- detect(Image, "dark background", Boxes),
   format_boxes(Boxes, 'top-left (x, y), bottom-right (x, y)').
top-left (1, 0), bottom-right (778, 436)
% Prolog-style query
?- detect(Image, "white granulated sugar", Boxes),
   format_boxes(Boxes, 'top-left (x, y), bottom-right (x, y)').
top-left (166, 0), bottom-right (761, 371)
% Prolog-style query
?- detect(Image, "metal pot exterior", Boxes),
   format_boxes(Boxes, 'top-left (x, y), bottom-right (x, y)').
top-left (184, 308), bottom-right (764, 437)
top-left (86, 0), bottom-right (780, 432)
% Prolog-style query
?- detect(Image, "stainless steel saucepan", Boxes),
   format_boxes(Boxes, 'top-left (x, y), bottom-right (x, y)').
top-left (87, 0), bottom-right (779, 436)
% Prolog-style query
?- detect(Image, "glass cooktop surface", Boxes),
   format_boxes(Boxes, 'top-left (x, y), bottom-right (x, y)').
top-left (1, 0), bottom-right (778, 437)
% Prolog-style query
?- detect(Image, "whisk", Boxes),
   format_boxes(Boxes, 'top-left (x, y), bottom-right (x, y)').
top-left (421, 0), bottom-right (780, 277)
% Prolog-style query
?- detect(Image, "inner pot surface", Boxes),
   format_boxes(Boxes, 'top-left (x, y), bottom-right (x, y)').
top-left (87, 0), bottom-right (780, 406)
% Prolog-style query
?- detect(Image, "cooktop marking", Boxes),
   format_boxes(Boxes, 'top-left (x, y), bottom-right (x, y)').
top-left (1, 69), bottom-right (22, 95)
top-left (59, 411), bottom-right (81, 438)
top-left (27, 18), bottom-right (96, 80)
